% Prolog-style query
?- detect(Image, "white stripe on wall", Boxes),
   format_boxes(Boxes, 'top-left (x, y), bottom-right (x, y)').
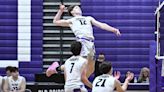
top-left (0, 0), bottom-right (32, 67)
top-left (0, 61), bottom-right (18, 68)
top-left (18, 0), bottom-right (31, 61)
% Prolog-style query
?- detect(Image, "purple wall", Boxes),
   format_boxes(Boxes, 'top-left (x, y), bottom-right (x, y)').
top-left (0, 0), bottom-right (17, 60)
top-left (0, 0), bottom-right (43, 81)
top-left (81, 0), bottom-right (158, 82)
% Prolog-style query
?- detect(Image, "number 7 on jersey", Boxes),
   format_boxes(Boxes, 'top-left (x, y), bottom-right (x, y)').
top-left (70, 63), bottom-right (75, 73)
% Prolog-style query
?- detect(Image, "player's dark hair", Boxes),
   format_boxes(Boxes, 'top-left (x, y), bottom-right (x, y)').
top-left (99, 62), bottom-right (112, 74)
top-left (70, 41), bottom-right (82, 56)
top-left (10, 67), bottom-right (18, 73)
top-left (5, 66), bottom-right (13, 72)
top-left (68, 5), bottom-right (76, 16)
top-left (99, 52), bottom-right (105, 56)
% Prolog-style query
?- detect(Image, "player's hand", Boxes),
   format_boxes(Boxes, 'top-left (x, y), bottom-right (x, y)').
top-left (115, 29), bottom-right (121, 36)
top-left (126, 73), bottom-right (134, 82)
top-left (59, 4), bottom-right (65, 11)
top-left (114, 71), bottom-right (121, 80)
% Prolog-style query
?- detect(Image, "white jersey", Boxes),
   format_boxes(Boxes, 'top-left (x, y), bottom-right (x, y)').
top-left (68, 16), bottom-right (96, 57)
top-left (7, 76), bottom-right (25, 91)
top-left (64, 55), bottom-right (87, 89)
top-left (3, 76), bottom-right (8, 80)
top-left (92, 74), bottom-right (116, 92)
top-left (0, 76), bottom-right (3, 92)
top-left (68, 16), bottom-right (94, 40)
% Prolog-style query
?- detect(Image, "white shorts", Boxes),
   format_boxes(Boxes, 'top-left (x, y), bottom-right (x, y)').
top-left (77, 38), bottom-right (95, 58)
top-left (65, 85), bottom-right (88, 92)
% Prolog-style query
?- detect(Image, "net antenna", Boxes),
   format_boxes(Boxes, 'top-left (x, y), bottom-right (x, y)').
top-left (155, 1), bottom-right (164, 60)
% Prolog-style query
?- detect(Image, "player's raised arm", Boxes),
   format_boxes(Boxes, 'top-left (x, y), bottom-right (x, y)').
top-left (81, 61), bottom-right (92, 89)
top-left (90, 17), bottom-right (121, 36)
top-left (115, 73), bottom-right (134, 92)
top-left (53, 5), bottom-right (71, 27)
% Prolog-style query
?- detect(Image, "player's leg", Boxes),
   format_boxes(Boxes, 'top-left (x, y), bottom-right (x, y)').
top-left (80, 40), bottom-right (95, 78)
top-left (46, 62), bottom-right (64, 77)
top-left (86, 55), bottom-right (95, 78)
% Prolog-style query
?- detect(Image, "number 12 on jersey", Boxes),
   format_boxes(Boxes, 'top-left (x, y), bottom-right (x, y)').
top-left (79, 20), bottom-right (87, 25)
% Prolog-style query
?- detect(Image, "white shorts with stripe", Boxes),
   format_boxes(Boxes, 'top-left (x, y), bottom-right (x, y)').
top-left (76, 38), bottom-right (95, 58)
top-left (65, 85), bottom-right (88, 92)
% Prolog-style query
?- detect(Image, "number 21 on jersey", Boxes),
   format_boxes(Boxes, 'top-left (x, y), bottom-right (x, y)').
top-left (95, 78), bottom-right (106, 87)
